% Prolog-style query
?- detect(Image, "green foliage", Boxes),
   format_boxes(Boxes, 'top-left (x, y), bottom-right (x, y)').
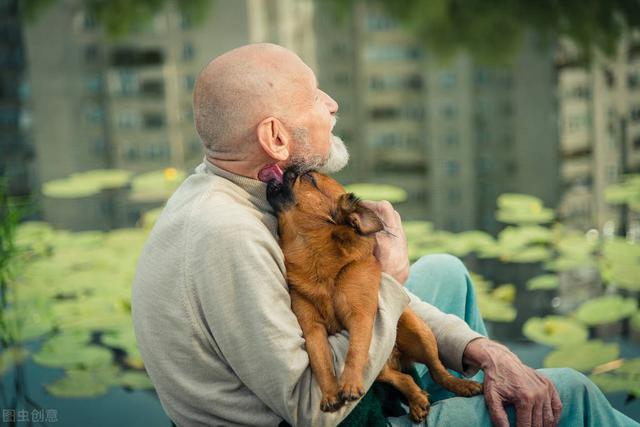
top-left (328, 0), bottom-right (640, 64)
top-left (544, 340), bottom-right (620, 372)
top-left (471, 273), bottom-right (517, 323)
top-left (522, 316), bottom-right (588, 347)
top-left (573, 295), bottom-right (638, 326)
top-left (344, 183), bottom-right (408, 203)
top-left (23, 0), bottom-right (213, 38)
top-left (604, 174), bottom-right (640, 213)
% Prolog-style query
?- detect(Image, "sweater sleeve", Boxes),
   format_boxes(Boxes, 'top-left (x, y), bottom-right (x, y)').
top-left (402, 287), bottom-right (483, 376)
top-left (188, 219), bottom-right (410, 427)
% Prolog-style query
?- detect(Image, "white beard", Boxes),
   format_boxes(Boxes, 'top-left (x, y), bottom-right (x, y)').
top-left (317, 134), bottom-right (349, 174)
top-left (289, 116), bottom-right (350, 174)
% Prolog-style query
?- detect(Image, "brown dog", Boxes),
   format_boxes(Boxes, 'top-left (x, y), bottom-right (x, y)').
top-left (266, 167), bottom-right (482, 422)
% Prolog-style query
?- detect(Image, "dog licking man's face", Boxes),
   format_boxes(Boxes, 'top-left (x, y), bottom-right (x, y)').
top-left (266, 169), bottom-right (383, 243)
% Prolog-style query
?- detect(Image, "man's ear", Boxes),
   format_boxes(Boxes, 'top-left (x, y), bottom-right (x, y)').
top-left (257, 117), bottom-right (290, 161)
top-left (336, 193), bottom-right (384, 235)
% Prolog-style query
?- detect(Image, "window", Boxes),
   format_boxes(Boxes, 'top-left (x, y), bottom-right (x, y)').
top-left (441, 104), bottom-right (456, 120)
top-left (117, 71), bottom-right (138, 96)
top-left (85, 105), bottom-right (104, 125)
top-left (84, 44), bottom-right (100, 63)
top-left (365, 46), bottom-right (420, 62)
top-left (182, 42), bottom-right (194, 62)
top-left (117, 111), bottom-right (139, 129)
top-left (445, 160), bottom-right (459, 176)
top-left (366, 15), bottom-right (395, 31)
top-left (140, 79), bottom-right (164, 97)
top-left (184, 75), bottom-right (195, 90)
top-left (86, 75), bottom-right (103, 94)
top-left (143, 112), bottom-right (165, 129)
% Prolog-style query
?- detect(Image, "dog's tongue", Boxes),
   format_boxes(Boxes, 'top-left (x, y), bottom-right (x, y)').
top-left (258, 164), bottom-right (284, 184)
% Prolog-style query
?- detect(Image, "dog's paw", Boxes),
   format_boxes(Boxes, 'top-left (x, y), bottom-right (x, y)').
top-left (409, 390), bottom-right (430, 423)
top-left (455, 379), bottom-right (483, 397)
top-left (320, 393), bottom-right (344, 412)
top-left (338, 381), bottom-right (365, 402)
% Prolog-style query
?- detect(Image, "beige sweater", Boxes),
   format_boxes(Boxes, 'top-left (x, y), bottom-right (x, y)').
top-left (131, 158), bottom-right (482, 427)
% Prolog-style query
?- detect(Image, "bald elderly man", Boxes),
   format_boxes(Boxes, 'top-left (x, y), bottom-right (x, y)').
top-left (132, 44), bottom-right (638, 427)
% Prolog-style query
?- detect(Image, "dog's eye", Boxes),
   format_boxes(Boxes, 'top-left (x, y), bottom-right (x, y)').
top-left (301, 173), bottom-right (319, 189)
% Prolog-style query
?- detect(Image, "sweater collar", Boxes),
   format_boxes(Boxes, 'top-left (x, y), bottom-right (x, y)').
top-left (200, 157), bottom-right (274, 214)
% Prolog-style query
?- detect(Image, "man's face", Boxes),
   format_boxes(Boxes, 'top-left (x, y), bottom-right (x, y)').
top-left (286, 65), bottom-right (349, 174)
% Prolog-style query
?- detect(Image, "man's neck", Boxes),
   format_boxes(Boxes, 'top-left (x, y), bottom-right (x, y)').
top-left (206, 155), bottom-right (265, 181)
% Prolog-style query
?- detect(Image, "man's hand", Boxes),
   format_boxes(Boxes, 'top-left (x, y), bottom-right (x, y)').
top-left (360, 200), bottom-right (410, 285)
top-left (463, 338), bottom-right (563, 427)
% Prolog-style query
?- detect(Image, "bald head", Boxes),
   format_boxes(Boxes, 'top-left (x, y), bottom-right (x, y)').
top-left (193, 43), bottom-right (315, 159)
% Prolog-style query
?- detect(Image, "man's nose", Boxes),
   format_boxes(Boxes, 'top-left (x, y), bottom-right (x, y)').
top-left (321, 90), bottom-right (339, 114)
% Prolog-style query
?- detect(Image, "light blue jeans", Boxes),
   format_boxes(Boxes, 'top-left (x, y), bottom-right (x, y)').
top-left (388, 254), bottom-right (639, 427)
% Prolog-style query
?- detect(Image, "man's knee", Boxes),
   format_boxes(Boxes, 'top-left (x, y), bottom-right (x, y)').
top-left (541, 367), bottom-right (599, 398)
top-left (411, 253), bottom-right (469, 283)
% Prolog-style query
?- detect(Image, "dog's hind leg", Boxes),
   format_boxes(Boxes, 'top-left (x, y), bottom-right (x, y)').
top-left (376, 363), bottom-right (430, 423)
top-left (291, 292), bottom-right (344, 412)
top-left (395, 308), bottom-right (483, 397)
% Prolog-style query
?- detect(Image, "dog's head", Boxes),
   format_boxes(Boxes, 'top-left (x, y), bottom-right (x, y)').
top-left (266, 167), bottom-right (384, 248)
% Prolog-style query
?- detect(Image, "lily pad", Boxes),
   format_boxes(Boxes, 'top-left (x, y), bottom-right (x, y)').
top-left (527, 274), bottom-right (559, 291)
top-left (44, 365), bottom-right (120, 398)
top-left (523, 316), bottom-right (588, 347)
top-left (116, 371), bottom-right (154, 390)
top-left (43, 169), bottom-right (132, 198)
top-left (544, 340), bottom-right (620, 371)
top-left (590, 358), bottom-right (640, 394)
top-left (573, 295), bottom-right (638, 326)
top-left (128, 168), bottom-right (186, 203)
top-left (344, 183), bottom-right (408, 203)
top-left (496, 193), bottom-right (555, 224)
top-left (34, 344), bottom-right (113, 369)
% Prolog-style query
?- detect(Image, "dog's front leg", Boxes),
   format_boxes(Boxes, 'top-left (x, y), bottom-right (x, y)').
top-left (291, 292), bottom-right (344, 412)
top-left (334, 262), bottom-right (380, 402)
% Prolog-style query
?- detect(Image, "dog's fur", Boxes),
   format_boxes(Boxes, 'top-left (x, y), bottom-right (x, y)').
top-left (267, 168), bottom-right (482, 422)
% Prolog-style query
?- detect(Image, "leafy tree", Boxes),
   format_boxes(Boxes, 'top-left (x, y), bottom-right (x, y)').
top-left (329, 0), bottom-right (640, 64)
top-left (21, 0), bottom-right (212, 38)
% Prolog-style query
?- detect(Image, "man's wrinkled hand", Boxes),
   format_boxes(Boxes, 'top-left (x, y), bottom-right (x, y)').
top-left (360, 200), bottom-right (409, 285)
top-left (464, 338), bottom-right (563, 427)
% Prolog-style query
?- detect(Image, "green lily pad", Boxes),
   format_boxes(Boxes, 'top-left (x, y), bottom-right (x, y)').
top-left (496, 193), bottom-right (555, 224)
top-left (573, 295), bottom-right (638, 326)
top-left (44, 365), bottom-right (120, 398)
top-left (43, 169), bottom-right (132, 198)
top-left (523, 316), bottom-right (588, 347)
top-left (544, 340), bottom-right (620, 371)
top-left (344, 183), bottom-right (408, 203)
top-left (128, 168), bottom-right (186, 203)
top-left (477, 294), bottom-right (517, 322)
top-left (34, 344), bottom-right (113, 369)
top-left (527, 274), bottom-right (559, 290)
top-left (604, 174), bottom-right (640, 212)
top-left (116, 371), bottom-right (154, 390)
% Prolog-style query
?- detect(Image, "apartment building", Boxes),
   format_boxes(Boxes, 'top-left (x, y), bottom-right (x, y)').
top-left (557, 36), bottom-right (640, 232)
top-left (314, 1), bottom-right (558, 233)
top-left (24, 0), bottom-right (315, 230)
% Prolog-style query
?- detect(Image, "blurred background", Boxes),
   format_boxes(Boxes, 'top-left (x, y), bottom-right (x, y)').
top-left (1, 0), bottom-right (640, 425)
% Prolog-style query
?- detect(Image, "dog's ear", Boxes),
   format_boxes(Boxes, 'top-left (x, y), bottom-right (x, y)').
top-left (335, 193), bottom-right (383, 236)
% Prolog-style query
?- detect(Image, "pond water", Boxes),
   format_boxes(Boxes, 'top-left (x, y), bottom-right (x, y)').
top-left (2, 336), bottom-right (638, 426)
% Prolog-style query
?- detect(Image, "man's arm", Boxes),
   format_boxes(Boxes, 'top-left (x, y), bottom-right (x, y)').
top-left (189, 220), bottom-right (409, 427)
top-left (463, 338), bottom-right (563, 427)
